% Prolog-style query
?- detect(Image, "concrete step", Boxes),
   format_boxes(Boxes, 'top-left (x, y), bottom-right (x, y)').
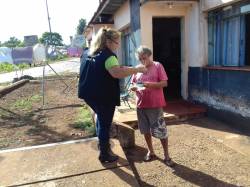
top-left (0, 138), bottom-right (139, 187)
top-left (114, 100), bottom-right (206, 128)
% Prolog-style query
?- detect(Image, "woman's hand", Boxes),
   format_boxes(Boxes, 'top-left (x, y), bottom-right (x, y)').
top-left (135, 65), bottom-right (147, 74)
top-left (143, 82), bottom-right (153, 88)
top-left (108, 65), bottom-right (147, 79)
top-left (143, 80), bottom-right (167, 89)
top-left (129, 86), bottom-right (138, 92)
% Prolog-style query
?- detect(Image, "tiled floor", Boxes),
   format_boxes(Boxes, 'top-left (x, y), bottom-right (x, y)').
top-left (164, 100), bottom-right (207, 116)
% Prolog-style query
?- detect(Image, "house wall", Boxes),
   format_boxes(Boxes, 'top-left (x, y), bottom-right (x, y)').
top-left (140, 1), bottom-right (207, 99)
top-left (189, 67), bottom-right (250, 131)
top-left (113, 1), bottom-right (130, 30)
top-left (202, 0), bottom-right (240, 11)
top-left (112, 1), bottom-right (131, 65)
top-left (189, 0), bottom-right (250, 131)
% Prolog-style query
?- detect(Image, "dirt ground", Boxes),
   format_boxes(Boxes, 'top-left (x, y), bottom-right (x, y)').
top-left (1, 78), bottom-right (250, 186)
top-left (125, 118), bottom-right (250, 187)
top-left (0, 78), bottom-right (93, 150)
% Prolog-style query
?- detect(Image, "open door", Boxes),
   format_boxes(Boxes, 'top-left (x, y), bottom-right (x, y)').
top-left (153, 17), bottom-right (182, 100)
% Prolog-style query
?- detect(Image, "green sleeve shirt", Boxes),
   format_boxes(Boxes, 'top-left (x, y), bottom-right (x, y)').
top-left (105, 56), bottom-right (119, 70)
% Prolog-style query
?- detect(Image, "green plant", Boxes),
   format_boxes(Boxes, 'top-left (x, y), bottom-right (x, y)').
top-left (74, 105), bottom-right (95, 134)
top-left (17, 63), bottom-right (30, 69)
top-left (11, 95), bottom-right (42, 111)
top-left (0, 63), bottom-right (15, 73)
top-left (76, 18), bottom-right (86, 35)
top-left (0, 63), bottom-right (30, 73)
top-left (39, 32), bottom-right (63, 46)
top-left (2, 37), bottom-right (22, 48)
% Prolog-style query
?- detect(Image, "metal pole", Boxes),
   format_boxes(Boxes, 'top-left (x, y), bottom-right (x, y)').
top-left (42, 61), bottom-right (45, 106)
top-left (45, 0), bottom-right (69, 89)
top-left (42, 0), bottom-right (52, 107)
top-left (42, 0), bottom-right (69, 107)
top-left (45, 0), bottom-right (52, 33)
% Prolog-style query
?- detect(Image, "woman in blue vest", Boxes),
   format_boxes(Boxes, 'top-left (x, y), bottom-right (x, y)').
top-left (78, 27), bottom-right (146, 163)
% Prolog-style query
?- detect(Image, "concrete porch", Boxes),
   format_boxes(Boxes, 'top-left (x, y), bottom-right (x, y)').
top-left (114, 100), bottom-right (207, 127)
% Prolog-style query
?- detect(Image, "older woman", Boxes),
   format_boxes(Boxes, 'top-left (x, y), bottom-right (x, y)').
top-left (78, 27), bottom-right (146, 163)
top-left (131, 46), bottom-right (174, 167)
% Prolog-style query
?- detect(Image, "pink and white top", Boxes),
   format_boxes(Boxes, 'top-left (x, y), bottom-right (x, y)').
top-left (132, 61), bottom-right (168, 109)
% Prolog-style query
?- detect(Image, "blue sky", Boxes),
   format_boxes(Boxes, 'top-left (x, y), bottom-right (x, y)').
top-left (0, 0), bottom-right (99, 44)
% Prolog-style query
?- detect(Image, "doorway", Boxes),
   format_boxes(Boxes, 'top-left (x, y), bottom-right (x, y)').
top-left (153, 17), bottom-right (182, 100)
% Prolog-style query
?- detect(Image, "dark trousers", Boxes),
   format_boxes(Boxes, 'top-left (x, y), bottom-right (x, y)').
top-left (85, 100), bottom-right (116, 148)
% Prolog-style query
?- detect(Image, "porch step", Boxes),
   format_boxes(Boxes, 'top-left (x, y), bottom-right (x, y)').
top-left (114, 100), bottom-right (206, 128)
top-left (163, 100), bottom-right (207, 124)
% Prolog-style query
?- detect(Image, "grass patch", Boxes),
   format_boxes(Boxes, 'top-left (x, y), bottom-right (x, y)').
top-left (0, 63), bottom-right (30, 73)
top-left (0, 55), bottom-right (72, 74)
top-left (11, 95), bottom-right (42, 111)
top-left (74, 105), bottom-right (95, 135)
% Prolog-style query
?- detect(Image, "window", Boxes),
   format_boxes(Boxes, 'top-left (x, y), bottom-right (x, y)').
top-left (246, 14), bottom-right (250, 66)
top-left (121, 28), bottom-right (138, 67)
top-left (208, 3), bottom-right (250, 67)
top-left (120, 28), bottom-right (139, 90)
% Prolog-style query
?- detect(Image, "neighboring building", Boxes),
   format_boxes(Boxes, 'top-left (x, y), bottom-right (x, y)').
top-left (87, 0), bottom-right (250, 131)
top-left (71, 35), bottom-right (86, 48)
top-left (24, 35), bottom-right (38, 46)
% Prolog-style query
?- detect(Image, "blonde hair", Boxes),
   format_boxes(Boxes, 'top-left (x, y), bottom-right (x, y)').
top-left (89, 27), bottom-right (121, 55)
top-left (135, 45), bottom-right (152, 60)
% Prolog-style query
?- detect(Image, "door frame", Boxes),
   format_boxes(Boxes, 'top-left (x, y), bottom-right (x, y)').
top-left (152, 16), bottom-right (186, 99)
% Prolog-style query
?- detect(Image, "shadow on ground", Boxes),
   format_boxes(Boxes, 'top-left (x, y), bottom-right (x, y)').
top-left (124, 144), bottom-right (238, 187)
top-left (0, 104), bottom-right (91, 149)
top-left (168, 117), bottom-right (250, 137)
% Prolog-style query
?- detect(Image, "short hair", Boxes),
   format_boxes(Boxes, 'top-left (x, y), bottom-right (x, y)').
top-left (135, 45), bottom-right (152, 60)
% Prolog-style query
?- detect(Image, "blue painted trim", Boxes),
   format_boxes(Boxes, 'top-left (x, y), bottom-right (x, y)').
top-left (240, 15), bottom-right (246, 66)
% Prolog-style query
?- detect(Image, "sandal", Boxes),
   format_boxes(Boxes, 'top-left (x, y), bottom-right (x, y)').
top-left (143, 152), bottom-right (156, 162)
top-left (164, 158), bottom-right (175, 167)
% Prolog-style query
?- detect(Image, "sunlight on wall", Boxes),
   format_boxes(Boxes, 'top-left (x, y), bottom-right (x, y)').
top-left (222, 0), bottom-right (234, 3)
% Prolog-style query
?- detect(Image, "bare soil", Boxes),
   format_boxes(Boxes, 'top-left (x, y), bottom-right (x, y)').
top-left (125, 118), bottom-right (250, 187)
top-left (0, 78), bottom-right (93, 150)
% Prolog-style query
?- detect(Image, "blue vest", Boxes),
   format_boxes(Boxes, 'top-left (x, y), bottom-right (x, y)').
top-left (78, 48), bottom-right (120, 106)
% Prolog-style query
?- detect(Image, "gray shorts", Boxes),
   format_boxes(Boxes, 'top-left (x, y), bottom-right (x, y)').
top-left (137, 108), bottom-right (168, 139)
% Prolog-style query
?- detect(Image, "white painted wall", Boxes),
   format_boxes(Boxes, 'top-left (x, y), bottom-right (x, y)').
top-left (202, 0), bottom-right (240, 11)
top-left (187, 3), bottom-right (208, 67)
top-left (140, 2), bottom-right (187, 51)
top-left (140, 1), bottom-right (207, 99)
top-left (113, 1), bottom-right (130, 30)
top-left (112, 1), bottom-right (131, 65)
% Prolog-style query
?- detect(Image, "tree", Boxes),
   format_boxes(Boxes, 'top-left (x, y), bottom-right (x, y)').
top-left (39, 32), bottom-right (63, 46)
top-left (76, 18), bottom-right (86, 35)
top-left (3, 37), bottom-right (22, 48)
top-left (18, 41), bottom-right (25, 47)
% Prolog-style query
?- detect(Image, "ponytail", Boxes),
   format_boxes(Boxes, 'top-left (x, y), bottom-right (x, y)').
top-left (89, 27), bottom-right (120, 55)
